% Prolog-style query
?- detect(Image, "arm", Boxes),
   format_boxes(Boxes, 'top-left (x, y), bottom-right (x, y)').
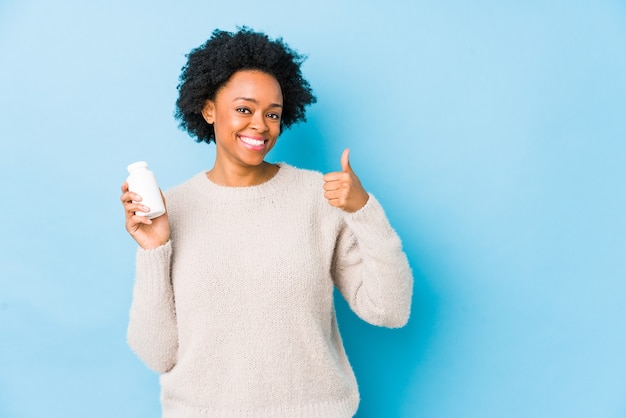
top-left (127, 241), bottom-right (178, 373)
top-left (323, 149), bottom-right (413, 327)
top-left (332, 195), bottom-right (413, 328)
top-left (121, 182), bottom-right (177, 372)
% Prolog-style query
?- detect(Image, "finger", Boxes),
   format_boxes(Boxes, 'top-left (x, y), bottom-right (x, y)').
top-left (324, 193), bottom-right (339, 206)
top-left (131, 214), bottom-right (153, 225)
top-left (325, 194), bottom-right (346, 209)
top-left (125, 202), bottom-right (150, 217)
top-left (121, 191), bottom-right (132, 204)
top-left (324, 170), bottom-right (353, 183)
top-left (323, 181), bottom-right (341, 192)
top-left (127, 214), bottom-right (153, 232)
top-left (121, 190), bottom-right (142, 204)
top-left (341, 148), bottom-right (352, 173)
top-left (323, 171), bottom-right (343, 182)
top-left (324, 189), bottom-right (342, 200)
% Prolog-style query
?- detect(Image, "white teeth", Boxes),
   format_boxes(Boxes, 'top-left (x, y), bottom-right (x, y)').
top-left (240, 136), bottom-right (264, 146)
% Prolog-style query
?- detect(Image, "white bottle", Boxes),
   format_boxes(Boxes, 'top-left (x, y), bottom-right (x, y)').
top-left (126, 161), bottom-right (166, 219)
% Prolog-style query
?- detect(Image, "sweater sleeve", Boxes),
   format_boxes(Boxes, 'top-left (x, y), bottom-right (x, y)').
top-left (127, 240), bottom-right (178, 373)
top-left (332, 195), bottom-right (413, 328)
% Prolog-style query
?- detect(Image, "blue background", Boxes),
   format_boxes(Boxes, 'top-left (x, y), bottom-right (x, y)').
top-left (1, 1), bottom-right (625, 417)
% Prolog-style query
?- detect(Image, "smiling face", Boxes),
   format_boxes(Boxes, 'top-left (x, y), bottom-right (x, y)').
top-left (202, 70), bottom-right (283, 173)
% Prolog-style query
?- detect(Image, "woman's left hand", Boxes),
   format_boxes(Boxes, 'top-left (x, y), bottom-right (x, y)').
top-left (323, 148), bottom-right (369, 213)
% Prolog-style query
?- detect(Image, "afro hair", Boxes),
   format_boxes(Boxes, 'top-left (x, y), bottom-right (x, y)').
top-left (174, 27), bottom-right (317, 144)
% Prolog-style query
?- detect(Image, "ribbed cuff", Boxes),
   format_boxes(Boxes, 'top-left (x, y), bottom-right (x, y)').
top-left (134, 240), bottom-right (173, 295)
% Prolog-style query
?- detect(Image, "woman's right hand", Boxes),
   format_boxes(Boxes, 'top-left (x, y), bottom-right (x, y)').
top-left (121, 182), bottom-right (171, 250)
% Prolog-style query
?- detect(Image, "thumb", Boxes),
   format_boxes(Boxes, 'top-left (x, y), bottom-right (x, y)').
top-left (341, 148), bottom-right (353, 173)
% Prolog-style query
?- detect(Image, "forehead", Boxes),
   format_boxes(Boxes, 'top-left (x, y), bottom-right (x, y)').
top-left (217, 70), bottom-right (283, 103)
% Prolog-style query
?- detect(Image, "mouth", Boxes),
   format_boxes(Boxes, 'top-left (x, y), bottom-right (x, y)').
top-left (239, 135), bottom-right (267, 151)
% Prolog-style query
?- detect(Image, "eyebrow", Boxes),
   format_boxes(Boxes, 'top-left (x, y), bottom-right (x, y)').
top-left (234, 97), bottom-right (283, 108)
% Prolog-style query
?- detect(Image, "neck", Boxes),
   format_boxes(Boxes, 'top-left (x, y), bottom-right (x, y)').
top-left (207, 161), bottom-right (279, 187)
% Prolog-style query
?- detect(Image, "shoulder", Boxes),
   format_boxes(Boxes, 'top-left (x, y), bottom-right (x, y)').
top-left (162, 172), bottom-right (206, 210)
top-left (277, 163), bottom-right (331, 205)
top-left (278, 163), bottom-right (344, 220)
top-left (277, 163), bottom-right (324, 189)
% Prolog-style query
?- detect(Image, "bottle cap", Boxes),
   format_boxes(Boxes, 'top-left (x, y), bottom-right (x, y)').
top-left (127, 161), bottom-right (148, 173)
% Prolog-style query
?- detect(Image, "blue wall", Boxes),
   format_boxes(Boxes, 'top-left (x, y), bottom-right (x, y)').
top-left (1, 1), bottom-right (625, 417)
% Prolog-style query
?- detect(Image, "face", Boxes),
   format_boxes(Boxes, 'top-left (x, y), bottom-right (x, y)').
top-left (202, 70), bottom-right (283, 169)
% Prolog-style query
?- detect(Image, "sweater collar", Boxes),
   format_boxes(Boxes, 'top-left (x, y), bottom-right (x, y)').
top-left (191, 163), bottom-right (292, 202)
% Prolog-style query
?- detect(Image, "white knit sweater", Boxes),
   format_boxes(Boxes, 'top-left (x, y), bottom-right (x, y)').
top-left (127, 163), bottom-right (413, 417)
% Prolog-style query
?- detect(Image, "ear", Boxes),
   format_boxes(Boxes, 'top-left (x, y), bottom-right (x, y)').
top-left (201, 100), bottom-right (215, 124)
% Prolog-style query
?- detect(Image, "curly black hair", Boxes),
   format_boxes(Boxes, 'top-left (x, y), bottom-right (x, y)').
top-left (174, 27), bottom-right (317, 144)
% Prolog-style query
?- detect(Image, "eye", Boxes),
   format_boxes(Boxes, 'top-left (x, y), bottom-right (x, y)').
top-left (267, 112), bottom-right (281, 120)
top-left (236, 107), bottom-right (251, 114)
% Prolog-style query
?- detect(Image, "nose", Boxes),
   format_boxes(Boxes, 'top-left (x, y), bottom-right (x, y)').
top-left (250, 111), bottom-right (268, 133)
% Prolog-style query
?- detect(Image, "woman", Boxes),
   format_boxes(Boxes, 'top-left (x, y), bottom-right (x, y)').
top-left (121, 27), bottom-right (413, 417)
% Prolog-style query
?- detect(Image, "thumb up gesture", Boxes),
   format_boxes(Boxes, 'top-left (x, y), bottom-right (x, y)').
top-left (323, 148), bottom-right (369, 213)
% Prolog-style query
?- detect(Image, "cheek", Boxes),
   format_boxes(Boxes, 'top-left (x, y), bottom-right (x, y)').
top-left (215, 114), bottom-right (244, 134)
top-left (270, 123), bottom-right (282, 138)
